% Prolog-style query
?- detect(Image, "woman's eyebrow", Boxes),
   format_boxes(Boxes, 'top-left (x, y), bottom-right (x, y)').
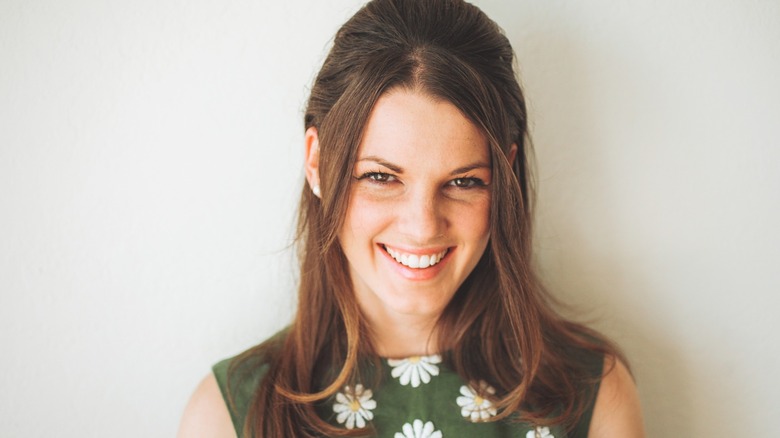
top-left (450, 162), bottom-right (491, 175)
top-left (357, 157), bottom-right (490, 175)
top-left (357, 156), bottom-right (403, 173)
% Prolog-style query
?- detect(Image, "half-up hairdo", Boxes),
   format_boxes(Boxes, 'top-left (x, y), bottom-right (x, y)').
top-left (229, 0), bottom-right (623, 436)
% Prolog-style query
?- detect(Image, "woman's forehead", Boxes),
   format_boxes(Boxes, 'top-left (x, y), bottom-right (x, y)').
top-left (356, 89), bottom-right (489, 165)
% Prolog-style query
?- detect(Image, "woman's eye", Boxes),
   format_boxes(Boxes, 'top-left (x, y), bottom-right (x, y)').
top-left (357, 172), bottom-right (396, 184)
top-left (450, 177), bottom-right (485, 188)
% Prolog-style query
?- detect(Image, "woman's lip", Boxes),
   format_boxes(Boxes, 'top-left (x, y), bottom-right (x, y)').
top-left (379, 243), bottom-right (451, 255)
top-left (378, 243), bottom-right (453, 280)
top-left (382, 244), bottom-right (450, 269)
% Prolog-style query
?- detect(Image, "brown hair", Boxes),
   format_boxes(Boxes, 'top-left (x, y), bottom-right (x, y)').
top-left (231, 0), bottom-right (623, 436)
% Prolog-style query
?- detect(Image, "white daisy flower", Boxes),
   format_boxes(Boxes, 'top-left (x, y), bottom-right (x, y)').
top-left (526, 426), bottom-right (554, 438)
top-left (456, 380), bottom-right (497, 422)
top-left (394, 419), bottom-right (443, 438)
top-left (332, 384), bottom-right (376, 429)
top-left (388, 354), bottom-right (442, 387)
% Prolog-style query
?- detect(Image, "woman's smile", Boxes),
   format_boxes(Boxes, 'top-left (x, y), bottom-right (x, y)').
top-left (381, 244), bottom-right (449, 269)
top-left (379, 243), bottom-right (453, 281)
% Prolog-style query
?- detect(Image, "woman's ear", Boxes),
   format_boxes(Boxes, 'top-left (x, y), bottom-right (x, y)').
top-left (507, 143), bottom-right (518, 166)
top-left (304, 127), bottom-right (321, 198)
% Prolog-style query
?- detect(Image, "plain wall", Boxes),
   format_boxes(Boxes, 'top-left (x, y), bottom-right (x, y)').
top-left (1, 0), bottom-right (778, 436)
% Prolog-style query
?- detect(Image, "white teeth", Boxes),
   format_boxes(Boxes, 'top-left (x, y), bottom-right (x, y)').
top-left (383, 245), bottom-right (448, 269)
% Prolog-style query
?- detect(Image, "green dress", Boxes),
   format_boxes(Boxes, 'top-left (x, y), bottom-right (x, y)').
top-left (213, 343), bottom-right (602, 438)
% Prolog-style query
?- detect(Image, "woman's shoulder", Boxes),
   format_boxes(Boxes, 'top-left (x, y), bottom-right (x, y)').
top-left (217, 328), bottom-right (290, 429)
top-left (557, 340), bottom-right (606, 437)
top-left (556, 326), bottom-right (645, 437)
top-left (178, 373), bottom-right (236, 438)
top-left (544, 325), bottom-right (620, 436)
top-left (588, 356), bottom-right (645, 437)
top-left (179, 328), bottom-right (290, 438)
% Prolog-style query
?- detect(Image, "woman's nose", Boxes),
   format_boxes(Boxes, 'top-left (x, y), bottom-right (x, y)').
top-left (396, 188), bottom-right (445, 243)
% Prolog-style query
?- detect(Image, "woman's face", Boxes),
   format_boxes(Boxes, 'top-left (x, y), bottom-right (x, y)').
top-left (338, 88), bottom-right (492, 323)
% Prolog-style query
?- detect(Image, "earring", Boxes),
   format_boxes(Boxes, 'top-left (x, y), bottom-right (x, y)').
top-left (312, 184), bottom-right (321, 198)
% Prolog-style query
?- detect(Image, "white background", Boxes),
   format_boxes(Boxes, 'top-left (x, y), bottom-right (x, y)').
top-left (1, 0), bottom-right (778, 436)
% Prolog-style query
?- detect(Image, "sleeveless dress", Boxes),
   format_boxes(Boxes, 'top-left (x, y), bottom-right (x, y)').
top-left (213, 339), bottom-right (602, 438)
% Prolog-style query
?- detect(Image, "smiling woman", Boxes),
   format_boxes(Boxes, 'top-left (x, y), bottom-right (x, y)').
top-left (178, 0), bottom-right (644, 437)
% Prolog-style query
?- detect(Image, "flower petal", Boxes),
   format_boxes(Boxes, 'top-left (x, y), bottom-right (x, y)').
top-left (421, 420), bottom-right (434, 435)
top-left (336, 410), bottom-right (350, 423)
top-left (387, 358), bottom-right (405, 367)
top-left (335, 392), bottom-right (349, 405)
top-left (337, 412), bottom-right (355, 429)
top-left (355, 413), bottom-right (366, 429)
top-left (391, 361), bottom-right (410, 378)
top-left (419, 361), bottom-right (439, 376)
top-left (410, 367), bottom-right (421, 388)
top-left (413, 419), bottom-right (423, 435)
top-left (456, 396), bottom-right (472, 407)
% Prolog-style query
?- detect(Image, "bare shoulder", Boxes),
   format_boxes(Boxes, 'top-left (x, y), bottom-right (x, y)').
top-left (177, 373), bottom-right (237, 438)
top-left (588, 356), bottom-right (646, 438)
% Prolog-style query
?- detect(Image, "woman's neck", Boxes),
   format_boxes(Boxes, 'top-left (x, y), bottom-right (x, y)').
top-left (364, 309), bottom-right (440, 359)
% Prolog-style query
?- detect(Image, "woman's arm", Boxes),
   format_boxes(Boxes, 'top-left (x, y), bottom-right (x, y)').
top-left (177, 373), bottom-right (237, 438)
top-left (588, 357), bottom-right (646, 437)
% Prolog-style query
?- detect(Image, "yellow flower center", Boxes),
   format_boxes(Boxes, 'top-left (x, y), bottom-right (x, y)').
top-left (349, 400), bottom-right (361, 412)
top-left (409, 356), bottom-right (421, 364)
top-left (474, 395), bottom-right (484, 406)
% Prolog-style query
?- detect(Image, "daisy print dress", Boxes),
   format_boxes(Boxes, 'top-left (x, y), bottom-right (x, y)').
top-left (322, 355), bottom-right (571, 437)
top-left (213, 349), bottom-right (604, 438)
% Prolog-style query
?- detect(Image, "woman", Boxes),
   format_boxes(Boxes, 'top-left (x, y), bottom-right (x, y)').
top-left (179, 0), bottom-right (644, 436)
